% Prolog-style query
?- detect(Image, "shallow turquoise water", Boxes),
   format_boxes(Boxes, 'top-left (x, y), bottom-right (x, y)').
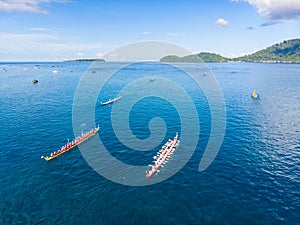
top-left (0, 62), bottom-right (299, 224)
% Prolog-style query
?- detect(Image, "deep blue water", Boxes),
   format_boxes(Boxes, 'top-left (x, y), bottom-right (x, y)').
top-left (0, 62), bottom-right (299, 224)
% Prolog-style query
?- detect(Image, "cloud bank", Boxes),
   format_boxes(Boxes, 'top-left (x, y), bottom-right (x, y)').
top-left (216, 18), bottom-right (229, 27)
top-left (232, 0), bottom-right (300, 22)
top-left (0, 31), bottom-right (109, 61)
top-left (0, 0), bottom-right (67, 14)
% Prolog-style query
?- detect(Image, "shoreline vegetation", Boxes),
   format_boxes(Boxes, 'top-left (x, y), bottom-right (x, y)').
top-left (64, 58), bottom-right (105, 62)
top-left (160, 38), bottom-right (300, 63)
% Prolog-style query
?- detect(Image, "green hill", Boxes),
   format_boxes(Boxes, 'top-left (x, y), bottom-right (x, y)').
top-left (234, 39), bottom-right (300, 62)
top-left (197, 52), bottom-right (229, 62)
top-left (160, 52), bottom-right (229, 62)
top-left (160, 39), bottom-right (300, 63)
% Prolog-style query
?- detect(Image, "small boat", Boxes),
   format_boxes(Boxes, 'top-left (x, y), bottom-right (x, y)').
top-left (101, 96), bottom-right (121, 106)
top-left (32, 79), bottom-right (38, 84)
top-left (146, 133), bottom-right (180, 179)
top-left (41, 125), bottom-right (100, 161)
top-left (150, 77), bottom-right (155, 81)
top-left (52, 70), bottom-right (59, 74)
top-left (252, 90), bottom-right (258, 99)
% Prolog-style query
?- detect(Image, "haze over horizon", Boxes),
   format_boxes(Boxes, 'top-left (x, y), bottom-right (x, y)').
top-left (0, 0), bottom-right (300, 61)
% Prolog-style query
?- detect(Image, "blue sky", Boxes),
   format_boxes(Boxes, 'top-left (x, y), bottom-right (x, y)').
top-left (0, 0), bottom-right (300, 61)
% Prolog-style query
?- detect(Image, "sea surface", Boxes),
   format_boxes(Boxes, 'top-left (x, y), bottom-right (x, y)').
top-left (0, 61), bottom-right (299, 224)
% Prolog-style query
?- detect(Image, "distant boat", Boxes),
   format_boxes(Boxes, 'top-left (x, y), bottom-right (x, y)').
top-left (252, 90), bottom-right (258, 99)
top-left (101, 96), bottom-right (121, 106)
top-left (150, 77), bottom-right (155, 81)
top-left (32, 79), bottom-right (38, 84)
top-left (52, 70), bottom-right (59, 74)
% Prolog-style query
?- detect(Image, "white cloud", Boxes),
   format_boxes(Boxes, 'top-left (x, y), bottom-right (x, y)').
top-left (138, 31), bottom-right (150, 35)
top-left (0, 0), bottom-right (67, 14)
top-left (0, 32), bottom-right (110, 61)
top-left (103, 41), bottom-right (190, 61)
top-left (27, 27), bottom-right (52, 32)
top-left (0, 32), bottom-right (58, 43)
top-left (76, 52), bottom-right (84, 57)
top-left (232, 0), bottom-right (300, 22)
top-left (95, 52), bottom-right (104, 58)
top-left (216, 18), bottom-right (229, 27)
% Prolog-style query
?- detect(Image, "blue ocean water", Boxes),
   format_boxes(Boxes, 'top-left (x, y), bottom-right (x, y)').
top-left (0, 62), bottom-right (299, 224)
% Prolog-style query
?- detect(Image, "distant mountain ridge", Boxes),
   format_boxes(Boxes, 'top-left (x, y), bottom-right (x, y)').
top-left (160, 39), bottom-right (300, 63)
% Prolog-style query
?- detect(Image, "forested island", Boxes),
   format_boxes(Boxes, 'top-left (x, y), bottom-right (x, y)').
top-left (160, 39), bottom-right (300, 63)
top-left (65, 58), bottom-right (105, 62)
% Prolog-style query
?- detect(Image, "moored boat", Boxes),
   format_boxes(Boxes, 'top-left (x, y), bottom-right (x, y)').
top-left (146, 133), bottom-right (180, 179)
top-left (41, 125), bottom-right (100, 161)
top-left (252, 90), bottom-right (258, 99)
top-left (101, 96), bottom-right (121, 106)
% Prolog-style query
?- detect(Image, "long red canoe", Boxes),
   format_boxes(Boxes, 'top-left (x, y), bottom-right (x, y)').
top-left (41, 126), bottom-right (100, 161)
top-left (146, 133), bottom-right (180, 179)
